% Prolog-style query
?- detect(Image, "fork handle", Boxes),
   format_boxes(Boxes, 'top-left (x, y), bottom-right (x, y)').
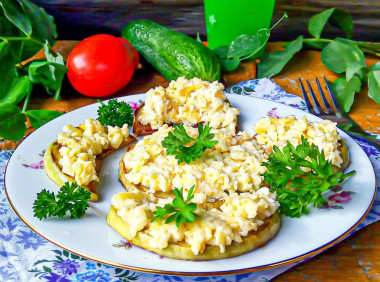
top-left (346, 131), bottom-right (380, 152)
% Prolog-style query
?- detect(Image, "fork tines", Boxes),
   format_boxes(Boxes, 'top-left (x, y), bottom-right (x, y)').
top-left (298, 76), bottom-right (343, 116)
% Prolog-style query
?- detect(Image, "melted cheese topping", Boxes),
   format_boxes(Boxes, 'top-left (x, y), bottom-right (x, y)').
top-left (123, 125), bottom-right (267, 203)
top-left (57, 119), bottom-right (130, 185)
top-left (254, 115), bottom-right (343, 167)
top-left (139, 77), bottom-right (240, 132)
top-left (111, 187), bottom-right (278, 255)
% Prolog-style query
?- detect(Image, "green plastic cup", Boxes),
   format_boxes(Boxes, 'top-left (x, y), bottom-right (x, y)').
top-left (204, 0), bottom-right (275, 50)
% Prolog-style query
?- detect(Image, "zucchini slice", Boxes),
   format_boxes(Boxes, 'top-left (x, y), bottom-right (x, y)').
top-left (107, 200), bottom-right (281, 261)
top-left (44, 135), bottom-right (136, 201)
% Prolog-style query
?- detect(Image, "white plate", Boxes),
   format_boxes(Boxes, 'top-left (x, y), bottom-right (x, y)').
top-left (5, 94), bottom-right (376, 276)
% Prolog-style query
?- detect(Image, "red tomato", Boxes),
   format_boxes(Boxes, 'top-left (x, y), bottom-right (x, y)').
top-left (119, 38), bottom-right (139, 69)
top-left (67, 34), bottom-right (135, 97)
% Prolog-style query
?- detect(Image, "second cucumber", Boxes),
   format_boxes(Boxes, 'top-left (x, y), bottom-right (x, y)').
top-left (122, 20), bottom-right (221, 82)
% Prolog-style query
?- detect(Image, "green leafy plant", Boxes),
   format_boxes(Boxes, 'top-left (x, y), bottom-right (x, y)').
top-left (213, 7), bottom-right (379, 111)
top-left (152, 185), bottom-right (197, 227)
top-left (257, 35), bottom-right (303, 78)
top-left (162, 123), bottom-right (218, 164)
top-left (262, 136), bottom-right (355, 218)
top-left (213, 12), bottom-right (288, 72)
top-left (0, 0), bottom-right (67, 141)
top-left (259, 8), bottom-right (380, 111)
top-left (33, 182), bottom-right (91, 220)
top-left (97, 99), bottom-right (134, 127)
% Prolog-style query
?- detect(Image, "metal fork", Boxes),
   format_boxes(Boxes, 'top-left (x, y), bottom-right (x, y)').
top-left (299, 76), bottom-right (380, 151)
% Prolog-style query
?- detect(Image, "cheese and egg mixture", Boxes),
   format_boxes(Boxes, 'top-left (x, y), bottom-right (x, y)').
top-left (122, 124), bottom-right (268, 203)
top-left (254, 115), bottom-right (344, 167)
top-left (138, 77), bottom-right (240, 132)
top-left (111, 187), bottom-right (278, 255)
top-left (57, 119), bottom-right (130, 186)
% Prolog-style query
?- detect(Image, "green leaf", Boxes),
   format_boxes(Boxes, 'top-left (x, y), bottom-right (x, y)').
top-left (213, 46), bottom-right (228, 58)
top-left (331, 76), bottom-right (362, 112)
top-left (354, 42), bottom-right (380, 58)
top-left (153, 186), bottom-right (197, 227)
top-left (0, 0), bottom-right (32, 36)
top-left (214, 45), bottom-right (241, 72)
top-left (228, 34), bottom-right (262, 58)
top-left (20, 40), bottom-right (44, 61)
top-left (44, 41), bottom-right (64, 64)
top-left (263, 136), bottom-right (356, 217)
top-left (26, 110), bottom-right (63, 129)
top-left (321, 38), bottom-right (366, 74)
top-left (219, 57), bottom-right (241, 72)
top-left (55, 182), bottom-right (91, 218)
top-left (257, 36), bottom-right (303, 78)
top-left (346, 64), bottom-right (368, 81)
top-left (28, 61), bottom-right (68, 99)
top-left (32, 188), bottom-right (56, 220)
top-left (97, 99), bottom-right (134, 127)
top-left (308, 8), bottom-right (353, 39)
top-left (0, 40), bottom-right (18, 99)
top-left (17, 0), bottom-right (57, 45)
top-left (0, 76), bottom-right (33, 104)
top-left (369, 62), bottom-right (380, 71)
top-left (0, 1), bottom-right (58, 62)
top-left (0, 12), bottom-right (19, 35)
top-left (215, 32), bottom-right (269, 72)
top-left (162, 123), bottom-right (218, 164)
top-left (251, 28), bottom-right (272, 59)
top-left (0, 103), bottom-right (26, 141)
top-left (301, 39), bottom-right (329, 50)
top-left (0, 15), bottom-right (24, 61)
top-left (368, 70), bottom-right (380, 104)
top-left (33, 182), bottom-right (91, 220)
top-left (214, 13), bottom-right (287, 72)
top-left (152, 207), bottom-right (167, 222)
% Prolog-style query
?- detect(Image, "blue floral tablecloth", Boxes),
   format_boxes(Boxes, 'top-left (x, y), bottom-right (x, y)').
top-left (1, 78), bottom-right (379, 282)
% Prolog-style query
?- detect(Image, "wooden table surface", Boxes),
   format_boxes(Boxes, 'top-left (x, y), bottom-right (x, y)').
top-left (2, 41), bottom-right (379, 281)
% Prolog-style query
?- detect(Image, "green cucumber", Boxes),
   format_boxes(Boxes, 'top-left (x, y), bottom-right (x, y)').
top-left (122, 20), bottom-right (221, 82)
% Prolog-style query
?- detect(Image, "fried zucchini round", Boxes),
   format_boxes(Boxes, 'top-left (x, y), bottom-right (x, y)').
top-left (44, 135), bottom-right (136, 201)
top-left (132, 101), bottom-right (240, 137)
top-left (107, 202), bottom-right (281, 261)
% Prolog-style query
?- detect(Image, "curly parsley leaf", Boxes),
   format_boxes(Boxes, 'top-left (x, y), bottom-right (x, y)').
top-left (97, 99), bottom-right (134, 127)
top-left (33, 182), bottom-right (91, 220)
top-left (262, 136), bottom-right (355, 218)
top-left (152, 185), bottom-right (197, 227)
top-left (32, 188), bottom-right (57, 220)
top-left (162, 123), bottom-right (218, 164)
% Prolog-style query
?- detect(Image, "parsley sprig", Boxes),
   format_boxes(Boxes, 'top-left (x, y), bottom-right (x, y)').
top-left (33, 182), bottom-right (91, 220)
top-left (152, 185), bottom-right (197, 227)
top-left (263, 136), bottom-right (356, 218)
top-left (162, 123), bottom-right (218, 164)
top-left (97, 99), bottom-right (134, 127)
